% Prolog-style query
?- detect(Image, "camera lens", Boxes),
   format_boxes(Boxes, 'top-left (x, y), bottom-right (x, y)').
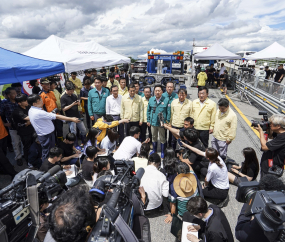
top-left (244, 188), bottom-right (257, 203)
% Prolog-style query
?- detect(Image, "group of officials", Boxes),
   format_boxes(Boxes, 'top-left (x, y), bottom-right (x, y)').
top-left (0, 68), bottom-right (238, 175)
top-left (86, 74), bottom-right (237, 160)
top-left (2, 65), bottom-right (285, 242)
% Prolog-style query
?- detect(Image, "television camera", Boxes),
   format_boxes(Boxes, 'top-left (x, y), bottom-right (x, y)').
top-left (87, 160), bottom-right (150, 242)
top-left (236, 181), bottom-right (285, 242)
top-left (251, 111), bottom-right (270, 132)
top-left (0, 166), bottom-right (67, 242)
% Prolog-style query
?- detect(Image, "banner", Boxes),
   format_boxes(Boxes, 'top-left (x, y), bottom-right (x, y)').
top-left (1, 70), bottom-right (86, 97)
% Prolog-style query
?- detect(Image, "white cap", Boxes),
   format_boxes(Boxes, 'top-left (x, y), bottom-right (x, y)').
top-left (259, 66), bottom-right (264, 69)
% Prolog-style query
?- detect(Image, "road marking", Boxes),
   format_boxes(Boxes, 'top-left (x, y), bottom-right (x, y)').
top-left (225, 94), bottom-right (260, 138)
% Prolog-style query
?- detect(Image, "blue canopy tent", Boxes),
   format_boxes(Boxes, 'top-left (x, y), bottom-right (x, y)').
top-left (0, 47), bottom-right (65, 85)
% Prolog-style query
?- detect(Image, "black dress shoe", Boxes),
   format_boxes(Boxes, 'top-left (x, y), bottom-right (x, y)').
top-left (16, 159), bottom-right (23, 166)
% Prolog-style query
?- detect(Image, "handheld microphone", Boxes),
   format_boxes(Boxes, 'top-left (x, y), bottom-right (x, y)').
top-left (158, 112), bottom-right (164, 127)
top-left (38, 165), bottom-right (61, 183)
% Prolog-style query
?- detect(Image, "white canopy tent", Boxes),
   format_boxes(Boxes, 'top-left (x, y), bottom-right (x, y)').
top-left (194, 43), bottom-right (241, 60)
top-left (137, 48), bottom-right (169, 59)
top-left (246, 42), bottom-right (285, 60)
top-left (24, 35), bottom-right (130, 73)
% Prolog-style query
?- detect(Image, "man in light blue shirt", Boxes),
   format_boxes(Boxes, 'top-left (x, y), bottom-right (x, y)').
top-left (28, 94), bottom-right (80, 161)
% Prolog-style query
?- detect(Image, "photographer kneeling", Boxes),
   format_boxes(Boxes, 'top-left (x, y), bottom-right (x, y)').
top-left (255, 114), bottom-right (285, 178)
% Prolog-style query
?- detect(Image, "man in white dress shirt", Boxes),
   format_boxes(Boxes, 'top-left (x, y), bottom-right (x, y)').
top-left (106, 85), bottom-right (124, 144)
top-left (140, 153), bottom-right (169, 211)
top-left (113, 126), bottom-right (149, 160)
top-left (27, 94), bottom-right (80, 161)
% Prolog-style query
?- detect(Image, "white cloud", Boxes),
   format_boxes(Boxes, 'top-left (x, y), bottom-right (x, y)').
top-left (0, 0), bottom-right (284, 59)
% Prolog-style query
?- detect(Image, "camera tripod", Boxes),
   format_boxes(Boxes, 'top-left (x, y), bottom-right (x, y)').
top-left (231, 76), bottom-right (252, 105)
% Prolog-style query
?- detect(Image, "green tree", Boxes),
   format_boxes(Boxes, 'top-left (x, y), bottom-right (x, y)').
top-left (128, 56), bottom-right (137, 63)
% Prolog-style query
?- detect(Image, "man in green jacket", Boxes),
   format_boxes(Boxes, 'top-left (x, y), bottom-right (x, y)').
top-left (147, 85), bottom-right (170, 158)
top-left (88, 76), bottom-right (110, 122)
top-left (162, 81), bottom-right (178, 147)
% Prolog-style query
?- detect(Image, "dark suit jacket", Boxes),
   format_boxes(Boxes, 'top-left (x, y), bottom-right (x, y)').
top-left (183, 204), bottom-right (234, 242)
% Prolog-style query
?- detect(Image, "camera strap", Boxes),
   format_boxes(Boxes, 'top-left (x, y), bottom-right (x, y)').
top-left (103, 204), bottom-right (139, 242)
top-left (26, 174), bottom-right (40, 242)
top-left (131, 192), bottom-right (144, 216)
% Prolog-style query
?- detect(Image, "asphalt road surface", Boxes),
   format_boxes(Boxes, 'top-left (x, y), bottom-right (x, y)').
top-left (0, 76), bottom-right (276, 242)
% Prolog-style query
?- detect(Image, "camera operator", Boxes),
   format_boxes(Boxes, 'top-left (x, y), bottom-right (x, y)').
top-left (255, 114), bottom-right (285, 178)
top-left (45, 185), bottom-right (97, 242)
top-left (235, 174), bottom-right (285, 242)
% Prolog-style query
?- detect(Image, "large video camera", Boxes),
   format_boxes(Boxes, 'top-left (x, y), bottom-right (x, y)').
top-left (0, 166), bottom-right (67, 242)
top-left (236, 181), bottom-right (285, 242)
top-left (251, 111), bottom-right (270, 131)
top-left (87, 160), bottom-right (148, 242)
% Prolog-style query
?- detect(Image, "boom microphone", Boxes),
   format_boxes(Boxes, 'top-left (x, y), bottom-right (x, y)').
top-left (131, 168), bottom-right (145, 188)
top-left (38, 165), bottom-right (61, 183)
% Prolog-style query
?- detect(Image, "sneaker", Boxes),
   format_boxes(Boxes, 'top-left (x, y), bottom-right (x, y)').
top-left (16, 159), bottom-right (23, 166)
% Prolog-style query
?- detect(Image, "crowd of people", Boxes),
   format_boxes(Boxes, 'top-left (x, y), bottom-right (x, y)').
top-left (196, 62), bottom-right (285, 96)
top-left (0, 64), bottom-right (285, 242)
top-left (196, 63), bottom-right (229, 95)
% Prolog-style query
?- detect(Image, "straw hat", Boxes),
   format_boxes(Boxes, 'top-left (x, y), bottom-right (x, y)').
top-left (173, 173), bottom-right (197, 198)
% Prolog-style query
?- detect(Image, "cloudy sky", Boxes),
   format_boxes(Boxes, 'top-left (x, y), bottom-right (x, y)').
top-left (0, 0), bottom-right (285, 58)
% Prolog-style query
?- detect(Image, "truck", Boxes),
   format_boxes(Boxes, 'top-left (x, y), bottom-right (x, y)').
top-left (131, 51), bottom-right (189, 91)
top-left (192, 46), bottom-right (211, 55)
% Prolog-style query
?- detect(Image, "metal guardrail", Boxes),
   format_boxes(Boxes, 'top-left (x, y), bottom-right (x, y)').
top-left (229, 73), bottom-right (285, 114)
top-left (238, 73), bottom-right (285, 100)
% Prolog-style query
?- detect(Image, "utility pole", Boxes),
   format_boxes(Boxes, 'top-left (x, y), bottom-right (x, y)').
top-left (192, 38), bottom-right (195, 76)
